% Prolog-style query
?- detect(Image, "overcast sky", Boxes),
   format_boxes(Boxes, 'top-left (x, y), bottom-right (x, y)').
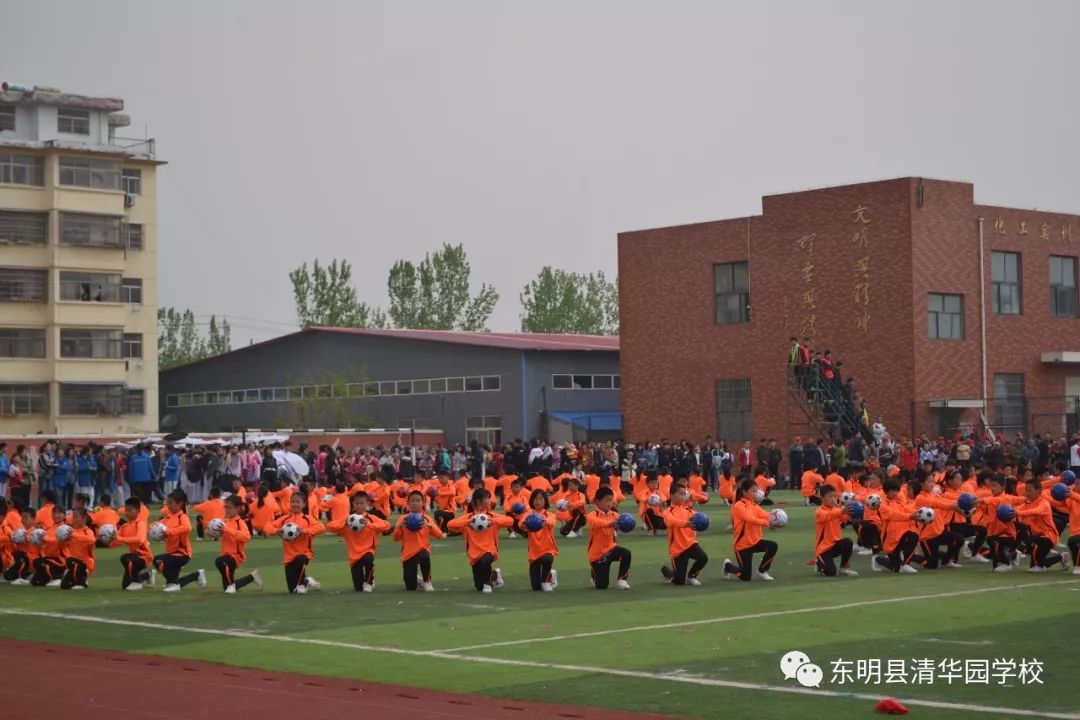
top-left (4, 1), bottom-right (1079, 344)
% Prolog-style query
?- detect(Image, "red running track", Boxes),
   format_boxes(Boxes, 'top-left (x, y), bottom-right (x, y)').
top-left (0, 638), bottom-right (676, 720)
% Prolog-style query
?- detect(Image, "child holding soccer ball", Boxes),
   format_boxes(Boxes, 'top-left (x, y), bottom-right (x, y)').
top-left (269, 490), bottom-right (325, 594)
top-left (722, 479), bottom-right (778, 582)
top-left (522, 489), bottom-right (558, 592)
top-left (327, 492), bottom-right (391, 592)
top-left (211, 494), bottom-right (262, 594)
top-left (447, 488), bottom-right (513, 593)
top-left (393, 489), bottom-right (444, 591)
top-left (585, 487), bottom-right (632, 590)
top-left (660, 486), bottom-right (709, 585)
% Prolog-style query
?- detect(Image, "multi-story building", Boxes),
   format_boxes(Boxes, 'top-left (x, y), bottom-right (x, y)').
top-left (618, 177), bottom-right (1080, 445)
top-left (0, 83), bottom-right (161, 434)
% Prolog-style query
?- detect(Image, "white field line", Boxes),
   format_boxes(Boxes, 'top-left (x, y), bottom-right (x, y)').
top-left (0, 606), bottom-right (1077, 719)
top-left (436, 579), bottom-right (1080, 652)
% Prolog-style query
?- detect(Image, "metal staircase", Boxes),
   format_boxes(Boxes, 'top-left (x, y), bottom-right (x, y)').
top-left (786, 365), bottom-right (865, 443)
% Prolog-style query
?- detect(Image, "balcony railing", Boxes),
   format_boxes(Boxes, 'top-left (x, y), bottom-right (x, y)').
top-left (109, 136), bottom-right (156, 159)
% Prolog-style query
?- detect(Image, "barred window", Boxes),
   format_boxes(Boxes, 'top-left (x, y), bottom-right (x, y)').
top-left (60, 329), bottom-right (123, 359)
top-left (0, 267), bottom-right (48, 302)
top-left (59, 156), bottom-right (121, 190)
top-left (0, 383), bottom-right (49, 415)
top-left (60, 212), bottom-right (124, 247)
top-left (59, 383), bottom-right (124, 415)
top-left (125, 389), bottom-right (145, 415)
top-left (716, 379), bottom-right (752, 443)
top-left (993, 374), bottom-right (1026, 437)
top-left (0, 329), bottom-right (46, 358)
top-left (57, 109), bottom-right (90, 134)
top-left (59, 271), bottom-right (121, 302)
top-left (0, 153), bottom-right (44, 186)
top-left (0, 210), bottom-right (47, 245)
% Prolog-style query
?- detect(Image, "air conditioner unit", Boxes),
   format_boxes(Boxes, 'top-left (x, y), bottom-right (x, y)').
top-left (124, 193), bottom-right (136, 208)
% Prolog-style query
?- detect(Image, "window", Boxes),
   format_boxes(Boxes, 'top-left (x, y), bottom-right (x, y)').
top-left (552, 374), bottom-right (572, 389)
top-left (60, 329), bottom-right (123, 359)
top-left (572, 375), bottom-right (593, 389)
top-left (396, 380), bottom-right (412, 395)
top-left (446, 377), bottom-right (464, 392)
top-left (482, 375), bottom-right (501, 391)
top-left (0, 105), bottom-right (14, 132)
top-left (59, 271), bottom-right (121, 302)
top-left (122, 333), bottom-right (142, 359)
top-left (0, 329), bottom-right (45, 358)
top-left (0, 153), bottom-right (43, 186)
top-left (260, 388), bottom-right (274, 401)
top-left (429, 378), bottom-right (446, 393)
top-left (121, 168), bottom-right (142, 195)
top-left (59, 156), bottom-right (121, 190)
top-left (245, 389), bottom-right (260, 402)
top-left (464, 376), bottom-right (483, 391)
top-left (991, 251), bottom-right (1022, 315)
top-left (176, 394), bottom-right (192, 407)
top-left (125, 389), bottom-right (145, 415)
top-left (0, 211), bottom-right (47, 245)
top-left (552, 373), bottom-right (619, 390)
top-left (714, 262), bottom-right (750, 324)
top-left (0, 383), bottom-right (49, 415)
top-left (715, 379), bottom-right (753, 442)
top-left (363, 382), bottom-right (379, 397)
top-left (614, 375), bottom-right (621, 388)
top-left (399, 417), bottom-right (432, 430)
top-left (57, 109), bottom-right (90, 134)
top-left (412, 379), bottom-right (430, 394)
top-left (465, 415), bottom-right (502, 446)
top-left (379, 381), bottom-right (397, 396)
top-left (0, 267), bottom-right (47, 302)
top-left (993, 374), bottom-right (1027, 437)
top-left (125, 224), bottom-right (143, 250)
top-left (1050, 256), bottom-right (1078, 318)
top-left (288, 386), bottom-right (302, 400)
top-left (928, 293), bottom-right (964, 340)
top-left (166, 394), bottom-right (178, 407)
top-left (273, 387), bottom-right (289, 401)
top-left (593, 375), bottom-right (613, 389)
top-left (120, 278), bottom-right (143, 304)
top-left (60, 212), bottom-right (124, 247)
top-left (59, 383), bottom-right (124, 415)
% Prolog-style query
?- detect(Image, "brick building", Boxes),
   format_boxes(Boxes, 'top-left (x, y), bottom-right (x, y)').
top-left (618, 177), bottom-right (1080, 446)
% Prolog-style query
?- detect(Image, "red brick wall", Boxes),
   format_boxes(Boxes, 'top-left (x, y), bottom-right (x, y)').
top-left (619, 177), bottom-right (1080, 446)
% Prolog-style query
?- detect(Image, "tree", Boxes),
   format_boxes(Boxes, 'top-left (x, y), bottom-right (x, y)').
top-left (386, 243), bottom-right (499, 331)
top-left (519, 267), bottom-right (619, 335)
top-left (289, 258), bottom-right (387, 328)
top-left (157, 307), bottom-right (233, 370)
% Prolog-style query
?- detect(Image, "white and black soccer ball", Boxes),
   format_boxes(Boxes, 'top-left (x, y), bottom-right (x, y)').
top-left (865, 493), bottom-right (883, 510)
top-left (55, 523), bottom-right (73, 542)
top-left (29, 528), bottom-right (47, 547)
top-left (915, 506), bottom-right (935, 524)
top-left (10, 528), bottom-right (27, 545)
top-left (279, 522), bottom-right (302, 541)
top-left (840, 491), bottom-right (855, 505)
top-left (206, 518), bottom-right (226, 539)
top-left (753, 489), bottom-right (766, 504)
top-left (647, 493), bottom-right (662, 507)
top-left (97, 523), bottom-right (117, 543)
top-left (346, 513), bottom-right (367, 532)
top-left (769, 509), bottom-right (789, 528)
top-left (149, 523), bottom-right (167, 541)
top-left (555, 499), bottom-right (570, 512)
top-left (468, 513), bottom-right (492, 531)
top-left (322, 494), bottom-right (334, 503)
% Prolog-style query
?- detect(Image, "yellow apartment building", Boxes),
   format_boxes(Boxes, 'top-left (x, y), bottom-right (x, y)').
top-left (0, 83), bottom-right (162, 434)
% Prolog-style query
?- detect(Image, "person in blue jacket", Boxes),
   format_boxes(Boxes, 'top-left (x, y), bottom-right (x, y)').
top-left (54, 446), bottom-right (73, 509)
top-left (128, 445), bottom-right (156, 506)
top-left (163, 446), bottom-right (181, 497)
top-left (75, 446), bottom-right (98, 507)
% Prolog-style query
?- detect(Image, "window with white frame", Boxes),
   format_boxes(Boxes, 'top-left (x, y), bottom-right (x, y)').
top-left (125, 224), bottom-right (143, 250)
top-left (59, 156), bottom-right (121, 190)
top-left (59, 383), bottom-right (124, 415)
top-left (122, 333), bottom-right (142, 359)
top-left (551, 373), bottom-right (620, 390)
top-left (0, 153), bottom-right (44, 186)
top-left (0, 210), bottom-right (47, 245)
top-left (59, 271), bottom-right (121, 302)
top-left (60, 329), bottom-right (123, 359)
top-left (0, 329), bottom-right (46, 358)
top-left (60, 212), bottom-right (124, 247)
top-left (57, 109), bottom-right (90, 134)
top-left (1050, 256), bottom-right (1077, 318)
top-left (0, 383), bottom-right (49, 415)
top-left (0, 105), bottom-right (14, 132)
top-left (120, 277), bottom-right (142, 304)
top-left (465, 416), bottom-right (502, 446)
top-left (121, 168), bottom-right (142, 195)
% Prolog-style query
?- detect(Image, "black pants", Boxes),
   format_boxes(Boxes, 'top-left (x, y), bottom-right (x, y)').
top-left (285, 555), bottom-right (310, 592)
top-left (195, 515), bottom-right (206, 539)
top-left (987, 535), bottom-right (1017, 568)
top-left (121, 553), bottom-right (148, 589)
top-left (214, 555), bottom-right (255, 591)
top-left (1026, 535), bottom-right (1064, 569)
top-left (723, 539), bottom-right (778, 581)
top-left (817, 537), bottom-right (853, 576)
top-left (154, 553), bottom-right (200, 587)
top-left (61, 558), bottom-right (89, 589)
top-left (529, 553), bottom-right (554, 590)
top-left (131, 483), bottom-right (153, 506)
top-left (403, 550), bottom-right (431, 590)
top-left (1067, 534), bottom-right (1080, 567)
top-left (590, 546), bottom-right (631, 589)
top-left (919, 530), bottom-right (964, 569)
top-left (2, 551), bottom-right (31, 581)
top-left (350, 553), bottom-right (375, 591)
top-left (950, 521), bottom-right (988, 556)
top-left (470, 552), bottom-right (497, 591)
top-left (434, 510), bottom-right (456, 534)
top-left (669, 543), bottom-right (708, 584)
top-left (643, 509), bottom-right (665, 531)
top-left (877, 531), bottom-right (919, 572)
top-left (30, 557), bottom-right (64, 586)
top-left (1052, 510), bottom-right (1069, 537)
top-left (856, 522), bottom-right (882, 551)
top-left (560, 509), bottom-right (586, 536)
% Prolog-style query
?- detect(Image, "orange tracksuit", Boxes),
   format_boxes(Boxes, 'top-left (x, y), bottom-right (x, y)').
top-left (526, 476), bottom-right (553, 493)
top-left (879, 497), bottom-right (917, 553)
top-left (718, 475), bottom-right (737, 503)
top-left (269, 512), bottom-right (325, 564)
top-left (585, 509), bottom-right (619, 562)
top-left (35, 503), bottom-right (56, 530)
top-left (319, 493), bottom-right (351, 524)
top-left (447, 512), bottom-right (514, 564)
top-left (250, 495), bottom-right (281, 535)
top-left (219, 517), bottom-right (251, 566)
top-left (526, 510), bottom-right (558, 563)
top-left (503, 489), bottom-right (531, 516)
top-left (393, 512), bottom-right (445, 561)
top-left (814, 506), bottom-right (843, 556)
top-left (551, 489), bottom-right (586, 523)
top-left (91, 507), bottom-right (120, 528)
top-left (661, 505), bottom-right (700, 560)
top-left (65, 526), bottom-right (96, 572)
top-left (801, 470), bottom-right (824, 498)
top-left (327, 513), bottom-right (391, 564)
top-left (194, 498), bottom-right (225, 524)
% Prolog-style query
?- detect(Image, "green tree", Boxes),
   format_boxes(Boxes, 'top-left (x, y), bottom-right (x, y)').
top-left (289, 258), bottom-right (386, 328)
top-left (386, 243), bottom-right (498, 330)
top-left (157, 307), bottom-right (232, 370)
top-left (519, 267), bottom-right (618, 334)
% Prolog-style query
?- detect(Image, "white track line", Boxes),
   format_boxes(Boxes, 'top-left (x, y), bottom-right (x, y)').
top-left (436, 579), bottom-right (1079, 652)
top-left (1, 605), bottom-right (1078, 719)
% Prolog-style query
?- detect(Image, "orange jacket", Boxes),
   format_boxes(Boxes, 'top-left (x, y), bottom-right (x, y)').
top-left (801, 470), bottom-right (824, 498)
top-left (91, 507), bottom-right (120, 528)
top-left (661, 505), bottom-right (699, 559)
top-left (879, 497), bottom-right (917, 552)
top-left (551, 489), bottom-right (586, 522)
top-left (634, 486), bottom-right (667, 518)
top-left (249, 494), bottom-right (281, 534)
top-left (1016, 497), bottom-right (1058, 543)
top-left (160, 511), bottom-right (193, 558)
top-left (502, 489), bottom-right (531, 516)
top-left (583, 474), bottom-right (603, 502)
top-left (1050, 492), bottom-right (1080, 536)
top-left (269, 512), bottom-right (325, 564)
top-left (194, 498), bottom-right (226, 523)
top-left (447, 512), bottom-right (514, 564)
top-left (113, 518), bottom-right (153, 564)
top-left (327, 513), bottom-right (391, 563)
top-left (525, 510), bottom-right (558, 562)
top-left (40, 525), bottom-right (68, 563)
top-left (814, 506), bottom-right (843, 557)
top-left (823, 473), bottom-right (846, 494)
top-left (434, 482), bottom-right (458, 512)
top-left (585, 509), bottom-right (620, 562)
top-left (392, 512), bottom-right (445, 561)
top-left (731, 498), bottom-right (770, 551)
top-left (981, 493), bottom-right (1023, 538)
top-left (914, 491), bottom-right (955, 540)
top-left (319, 493), bottom-right (351, 524)
top-left (364, 481), bottom-right (392, 517)
top-left (35, 503), bottom-right (56, 530)
top-left (718, 475), bottom-right (737, 503)
top-left (64, 526), bottom-right (96, 573)
top-left (219, 516), bottom-right (251, 565)
top-left (658, 474), bottom-right (674, 495)
top-left (525, 476), bottom-right (553, 493)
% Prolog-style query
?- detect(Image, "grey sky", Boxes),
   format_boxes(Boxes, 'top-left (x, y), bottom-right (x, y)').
top-left (4, 1), bottom-right (1079, 345)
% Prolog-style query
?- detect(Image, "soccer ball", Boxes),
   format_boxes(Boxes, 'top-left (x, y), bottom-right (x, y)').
top-left (346, 514), bottom-right (367, 532)
top-left (769, 509), bottom-right (789, 528)
top-left (844, 501), bottom-right (864, 520)
top-left (957, 492), bottom-right (977, 513)
top-left (97, 523), bottom-right (117, 543)
top-left (522, 513), bottom-right (545, 533)
top-left (404, 512), bottom-right (426, 532)
top-left (29, 528), bottom-right (46, 547)
top-left (426, 486), bottom-right (439, 499)
top-left (206, 518), bottom-right (226, 538)
top-left (10, 528), bottom-right (27, 545)
top-left (555, 499), bottom-right (570, 512)
top-left (1050, 483), bottom-right (1070, 502)
top-left (753, 489), bottom-right (766, 504)
top-left (689, 511), bottom-right (710, 532)
top-left (396, 487), bottom-right (409, 499)
top-left (1063, 470), bottom-right (1076, 486)
top-left (840, 491), bottom-right (855, 504)
top-left (647, 493), bottom-right (662, 507)
top-left (149, 523), bottom-right (167, 541)
top-left (914, 507), bottom-right (935, 524)
top-left (996, 504), bottom-right (1016, 522)
top-left (279, 522), bottom-right (302, 541)
top-left (865, 493), bottom-right (883, 510)
top-left (322, 494), bottom-right (334, 503)
top-left (55, 524), bottom-right (73, 542)
top-left (931, 485), bottom-right (943, 496)
top-left (468, 513), bottom-right (492, 531)
top-left (510, 502), bottom-right (526, 515)
top-left (616, 513), bottom-right (636, 533)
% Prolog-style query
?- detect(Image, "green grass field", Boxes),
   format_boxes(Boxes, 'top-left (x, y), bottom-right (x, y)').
top-left (1, 490), bottom-right (1077, 720)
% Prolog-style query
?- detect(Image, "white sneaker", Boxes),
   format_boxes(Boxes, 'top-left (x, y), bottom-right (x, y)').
top-left (871, 557), bottom-right (885, 572)
top-left (566, 531), bottom-right (579, 539)
top-left (508, 531), bottom-right (519, 539)
top-left (493, 568), bottom-right (504, 588)
top-left (481, 584), bottom-right (493, 593)
top-left (224, 584), bottom-right (237, 594)
top-left (10, 578), bottom-right (29, 586)
top-left (541, 582), bottom-right (554, 592)
top-left (305, 577), bottom-right (321, 590)
top-left (550, 568), bottom-right (558, 589)
top-left (1072, 567), bottom-right (1080, 576)
top-left (687, 577), bottom-right (702, 586)
top-left (721, 559), bottom-right (735, 580)
top-left (421, 581), bottom-right (435, 592)
top-left (993, 565), bottom-right (1013, 573)
top-left (758, 572), bottom-right (775, 581)
top-left (899, 564), bottom-right (918, 574)
top-left (855, 546), bottom-right (873, 556)
top-left (839, 567), bottom-right (859, 577)
top-left (361, 583), bottom-right (374, 593)
top-left (71, 585), bottom-right (86, 590)
top-left (293, 584), bottom-right (308, 594)
top-left (961, 544), bottom-right (973, 559)
top-left (148, 569), bottom-right (157, 587)
top-left (616, 578), bottom-right (631, 590)
top-left (1027, 566), bottom-right (1046, 573)
top-left (125, 582), bottom-right (143, 591)
top-left (196, 569), bottom-right (207, 588)
top-left (943, 561), bottom-right (963, 569)
top-left (970, 554), bottom-right (990, 564)
top-left (163, 583), bottom-right (181, 592)
top-left (46, 579), bottom-right (62, 588)
top-left (251, 569), bottom-right (263, 590)
top-left (589, 576), bottom-right (596, 588)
